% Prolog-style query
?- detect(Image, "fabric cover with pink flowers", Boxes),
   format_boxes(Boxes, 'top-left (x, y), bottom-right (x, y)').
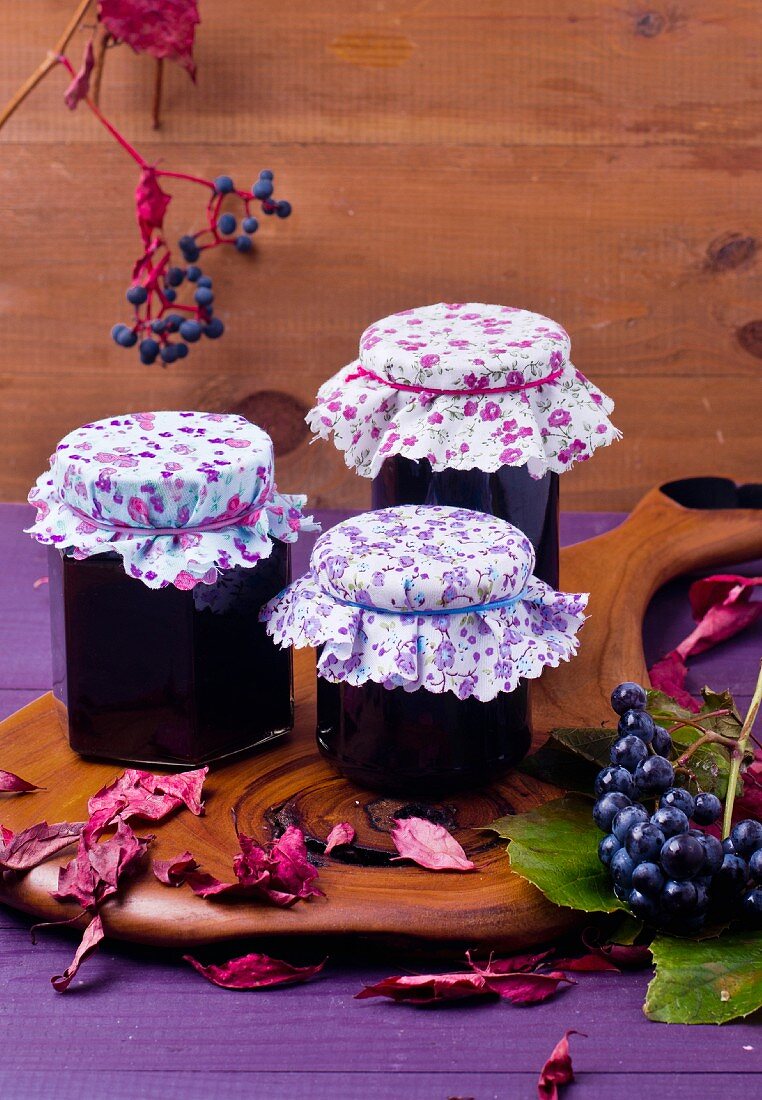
top-left (262, 505), bottom-right (588, 702)
top-left (27, 411), bottom-right (316, 590)
top-left (306, 302), bottom-right (620, 478)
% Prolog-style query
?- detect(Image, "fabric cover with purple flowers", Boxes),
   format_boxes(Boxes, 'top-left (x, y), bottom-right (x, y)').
top-left (306, 301), bottom-right (620, 478)
top-left (262, 505), bottom-right (588, 701)
top-left (27, 411), bottom-right (317, 590)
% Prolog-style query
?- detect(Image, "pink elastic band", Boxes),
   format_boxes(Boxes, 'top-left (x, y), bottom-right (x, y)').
top-left (68, 502), bottom-right (267, 538)
top-left (343, 364), bottom-right (564, 395)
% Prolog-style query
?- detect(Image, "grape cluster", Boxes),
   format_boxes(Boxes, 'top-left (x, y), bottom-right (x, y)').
top-left (595, 682), bottom-right (762, 932)
top-left (111, 170), bottom-right (291, 365)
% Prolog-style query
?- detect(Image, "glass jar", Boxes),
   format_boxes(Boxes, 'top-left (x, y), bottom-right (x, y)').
top-left (308, 302), bottom-right (620, 591)
top-left (263, 505), bottom-right (588, 795)
top-left (28, 410), bottom-right (316, 767)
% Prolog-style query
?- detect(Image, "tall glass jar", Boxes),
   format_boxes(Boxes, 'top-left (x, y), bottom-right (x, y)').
top-left (263, 505), bottom-right (588, 795)
top-left (28, 411), bottom-right (316, 768)
top-left (308, 302), bottom-right (620, 590)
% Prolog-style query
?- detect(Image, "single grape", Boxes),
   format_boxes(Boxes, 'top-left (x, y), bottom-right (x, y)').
top-left (183, 245), bottom-right (200, 262)
top-left (634, 755), bottom-right (675, 795)
top-left (126, 285), bottom-right (148, 305)
top-left (713, 853), bottom-right (748, 895)
top-left (214, 175), bottom-right (235, 194)
top-left (595, 765), bottom-right (635, 799)
top-left (697, 833), bottom-right (723, 875)
top-left (179, 320), bottom-right (202, 343)
top-left (610, 735), bottom-right (648, 771)
top-left (628, 887), bottom-right (660, 921)
top-left (253, 178), bottom-right (274, 200)
top-left (196, 275), bottom-right (213, 288)
top-left (242, 215), bottom-right (259, 234)
top-left (164, 288), bottom-right (177, 302)
top-left (593, 791), bottom-right (632, 832)
top-left (631, 860), bottom-right (665, 895)
top-left (259, 169), bottom-right (274, 180)
top-left (204, 317), bottom-right (225, 339)
top-left (179, 234), bottom-right (196, 251)
top-left (218, 212), bottom-right (237, 235)
top-left (151, 319), bottom-right (168, 334)
top-left (661, 787), bottom-right (695, 817)
top-left (626, 822), bottom-right (665, 864)
top-left (612, 804), bottom-right (649, 843)
top-left (167, 266), bottom-right (185, 286)
top-left (661, 878), bottom-right (698, 914)
top-left (115, 327), bottom-right (137, 348)
top-left (160, 344), bottom-right (178, 364)
top-left (598, 833), bottom-right (621, 868)
top-left (276, 200), bottom-right (292, 218)
top-left (111, 323), bottom-right (128, 343)
top-left (652, 725), bottom-right (673, 757)
top-left (693, 792), bottom-right (722, 826)
top-left (749, 848), bottom-right (762, 882)
top-left (194, 287), bottom-right (214, 307)
top-left (730, 819), bottom-right (762, 858)
top-left (618, 709), bottom-right (656, 743)
top-left (661, 833), bottom-right (705, 880)
top-left (235, 234), bottom-right (253, 253)
top-left (742, 887), bottom-right (762, 921)
top-left (186, 265), bottom-right (202, 282)
top-left (651, 806), bottom-right (690, 838)
top-left (139, 338), bottom-right (159, 364)
top-left (610, 682), bottom-right (647, 715)
top-left (164, 314), bottom-right (183, 332)
top-left (611, 848), bottom-right (635, 890)
top-left (175, 342), bottom-right (189, 359)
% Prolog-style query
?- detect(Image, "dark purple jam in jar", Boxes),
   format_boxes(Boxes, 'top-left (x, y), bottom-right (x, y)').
top-left (316, 676), bottom-right (530, 795)
top-left (49, 544), bottom-right (292, 768)
top-left (372, 458), bottom-right (560, 588)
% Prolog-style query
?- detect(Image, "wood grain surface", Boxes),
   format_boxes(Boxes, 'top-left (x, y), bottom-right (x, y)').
top-left (0, 2), bottom-right (761, 505)
top-left (0, 483), bottom-right (758, 950)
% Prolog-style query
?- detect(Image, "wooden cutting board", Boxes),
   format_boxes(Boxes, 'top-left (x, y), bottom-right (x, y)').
top-left (0, 482), bottom-right (759, 951)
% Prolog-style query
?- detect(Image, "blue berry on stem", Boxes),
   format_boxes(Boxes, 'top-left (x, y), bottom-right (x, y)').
top-left (611, 682), bottom-right (648, 715)
top-left (634, 754), bottom-right (675, 795)
top-left (598, 833), bottom-right (621, 868)
top-left (693, 792), bottom-right (722, 826)
top-left (259, 169), bottom-right (274, 180)
top-left (242, 216), bottom-right (259, 234)
top-left (167, 266), bottom-right (185, 286)
top-left (698, 833), bottom-right (724, 874)
top-left (253, 177), bottom-right (274, 200)
top-left (661, 787), bottom-right (695, 817)
top-left (115, 327), bottom-right (137, 348)
top-left (111, 323), bottom-right (128, 343)
top-left (218, 212), bottom-right (237, 235)
top-left (276, 200), bottom-right (292, 218)
top-left (749, 849), bottom-right (762, 882)
top-left (139, 338), bottom-right (159, 364)
top-left (186, 265), bottom-right (202, 282)
top-left (175, 342), bottom-right (189, 359)
top-left (204, 317), bottom-right (225, 339)
top-left (651, 806), bottom-right (689, 838)
top-left (628, 888), bottom-right (660, 921)
top-left (618, 709), bottom-right (656, 743)
top-left (631, 860), bottom-right (665, 895)
top-left (612, 804), bottom-right (649, 842)
top-left (662, 878), bottom-right (698, 913)
top-left (714, 853), bottom-right (749, 893)
top-left (652, 725), bottom-right (673, 757)
top-left (235, 234), bottom-right (253, 253)
top-left (611, 848), bottom-right (635, 890)
top-left (160, 344), bottom-right (178, 364)
top-left (595, 765), bottom-right (635, 799)
top-left (214, 175), bottom-right (235, 194)
top-left (661, 833), bottom-right (705, 880)
top-left (625, 822), bottom-right (666, 864)
top-left (593, 792), bottom-right (632, 832)
top-left (164, 288), bottom-right (177, 302)
top-left (730, 819), bottom-right (762, 858)
top-left (194, 287), bottom-right (214, 307)
top-left (610, 734), bottom-right (648, 771)
top-left (179, 320), bottom-right (202, 343)
top-left (126, 285), bottom-right (148, 305)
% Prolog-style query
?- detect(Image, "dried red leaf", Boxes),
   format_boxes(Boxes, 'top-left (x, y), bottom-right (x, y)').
top-left (538, 1030), bottom-right (582, 1099)
top-left (63, 38), bottom-right (95, 110)
top-left (648, 650), bottom-right (700, 712)
top-left (0, 769), bottom-right (42, 793)
top-left (550, 953), bottom-right (620, 973)
top-left (51, 914), bottom-right (105, 993)
top-left (689, 574), bottom-right (762, 621)
top-left (184, 951), bottom-right (326, 990)
top-left (87, 766), bottom-right (207, 824)
top-left (466, 949), bottom-right (554, 974)
top-left (356, 971), bottom-right (489, 1005)
top-left (268, 826), bottom-right (323, 899)
top-left (54, 819), bottom-right (152, 911)
top-left (0, 821), bottom-right (83, 872)
top-left (98, 0), bottom-right (200, 78)
top-left (134, 167), bottom-right (172, 246)
top-left (325, 821), bottom-right (355, 855)
top-left (390, 816), bottom-right (475, 872)
top-left (467, 959), bottom-right (574, 1003)
top-left (152, 851), bottom-right (198, 885)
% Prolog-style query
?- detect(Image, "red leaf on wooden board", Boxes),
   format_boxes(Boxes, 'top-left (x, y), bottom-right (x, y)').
top-left (325, 822), bottom-right (356, 854)
top-left (87, 766), bottom-right (207, 824)
top-left (152, 851), bottom-right (199, 885)
top-left (51, 913), bottom-right (105, 993)
top-left (0, 821), bottom-right (84, 872)
top-left (466, 949), bottom-right (555, 974)
top-left (0, 769), bottom-right (42, 793)
top-left (184, 952), bottom-right (326, 991)
top-left (98, 0), bottom-right (200, 78)
top-left (356, 972), bottom-right (489, 1005)
top-left (467, 961), bottom-right (574, 1004)
top-left (390, 817), bottom-right (475, 872)
top-left (267, 826), bottom-right (323, 899)
top-left (537, 1030), bottom-right (583, 1100)
top-left (63, 38), bottom-right (95, 110)
top-left (54, 819), bottom-right (153, 911)
top-left (134, 167), bottom-right (172, 246)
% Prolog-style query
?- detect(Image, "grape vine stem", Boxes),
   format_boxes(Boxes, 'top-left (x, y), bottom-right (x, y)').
top-left (722, 659), bottom-right (762, 839)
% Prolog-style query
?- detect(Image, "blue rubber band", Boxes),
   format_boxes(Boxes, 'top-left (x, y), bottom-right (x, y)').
top-left (325, 589), bottom-right (526, 617)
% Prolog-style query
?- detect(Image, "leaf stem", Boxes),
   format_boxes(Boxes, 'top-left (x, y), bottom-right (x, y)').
top-left (722, 660), bottom-right (762, 839)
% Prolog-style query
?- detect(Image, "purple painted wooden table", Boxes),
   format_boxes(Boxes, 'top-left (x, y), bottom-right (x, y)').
top-left (1, 503), bottom-right (760, 1100)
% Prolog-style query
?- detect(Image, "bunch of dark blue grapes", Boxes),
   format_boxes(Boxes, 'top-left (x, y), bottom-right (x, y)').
top-left (111, 171), bottom-right (291, 365)
top-left (595, 682), bottom-right (762, 932)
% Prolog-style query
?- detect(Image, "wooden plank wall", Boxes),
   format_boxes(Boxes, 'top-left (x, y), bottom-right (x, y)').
top-left (0, 1), bottom-right (760, 509)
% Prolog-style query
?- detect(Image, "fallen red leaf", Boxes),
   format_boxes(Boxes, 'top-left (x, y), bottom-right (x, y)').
top-left (648, 650), bottom-right (700, 712)
top-left (0, 821), bottom-right (83, 872)
top-left (325, 821), bottom-right (355, 855)
top-left (152, 851), bottom-right (198, 885)
top-left (51, 913), bottom-right (105, 993)
top-left (87, 766), bottom-right (207, 824)
top-left (390, 817), bottom-right (475, 872)
top-left (356, 971), bottom-right (489, 1005)
top-left (266, 826), bottom-right (323, 899)
top-left (466, 949), bottom-right (554, 974)
top-left (0, 769), bottom-right (42, 793)
top-left (63, 38), bottom-right (95, 110)
top-left (467, 959), bottom-right (574, 1004)
top-left (184, 952), bottom-right (326, 990)
top-left (134, 166), bottom-right (172, 246)
top-left (550, 953), bottom-right (620, 973)
top-left (98, 0), bottom-right (200, 78)
top-left (537, 1030), bottom-right (582, 1099)
top-left (54, 818), bottom-right (153, 911)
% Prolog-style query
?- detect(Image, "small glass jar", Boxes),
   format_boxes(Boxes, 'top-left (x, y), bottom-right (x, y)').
top-left (263, 505), bottom-right (588, 795)
top-left (28, 411), bottom-right (316, 768)
top-left (308, 302), bottom-right (620, 590)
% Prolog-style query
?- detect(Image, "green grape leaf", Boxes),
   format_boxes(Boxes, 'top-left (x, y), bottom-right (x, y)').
top-left (646, 929), bottom-right (762, 1024)
top-left (547, 727), bottom-right (614, 770)
top-left (487, 795), bottom-right (624, 914)
top-left (517, 738), bottom-right (599, 791)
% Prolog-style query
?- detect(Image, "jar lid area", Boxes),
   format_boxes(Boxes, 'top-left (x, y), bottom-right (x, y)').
top-left (310, 505), bottom-right (535, 612)
top-left (359, 302), bottom-right (571, 390)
